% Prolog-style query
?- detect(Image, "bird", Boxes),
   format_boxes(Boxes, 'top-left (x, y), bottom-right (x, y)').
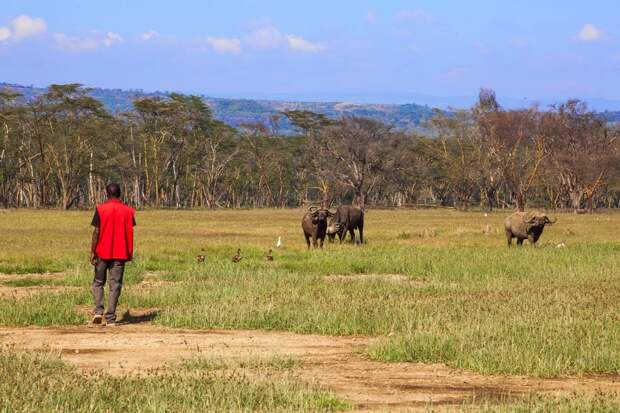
top-left (556, 242), bottom-right (566, 249)
top-left (196, 254), bottom-right (206, 263)
top-left (276, 236), bottom-right (282, 248)
top-left (232, 248), bottom-right (242, 263)
top-left (265, 249), bottom-right (274, 261)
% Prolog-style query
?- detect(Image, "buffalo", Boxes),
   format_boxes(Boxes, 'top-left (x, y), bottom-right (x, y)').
top-left (504, 211), bottom-right (556, 247)
top-left (301, 206), bottom-right (334, 248)
top-left (326, 205), bottom-right (364, 244)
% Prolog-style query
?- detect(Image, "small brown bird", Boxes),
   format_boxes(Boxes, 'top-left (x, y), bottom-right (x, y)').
top-left (265, 249), bottom-right (274, 261)
top-left (232, 248), bottom-right (242, 263)
top-left (196, 254), bottom-right (206, 263)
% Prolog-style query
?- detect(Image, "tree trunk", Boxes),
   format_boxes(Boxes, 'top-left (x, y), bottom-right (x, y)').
top-left (515, 192), bottom-right (526, 212)
top-left (569, 190), bottom-right (583, 213)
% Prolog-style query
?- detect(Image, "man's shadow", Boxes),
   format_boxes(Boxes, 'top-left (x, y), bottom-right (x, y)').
top-left (117, 308), bottom-right (159, 325)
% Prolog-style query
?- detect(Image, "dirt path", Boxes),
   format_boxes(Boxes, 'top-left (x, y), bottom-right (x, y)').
top-left (1, 325), bottom-right (619, 411)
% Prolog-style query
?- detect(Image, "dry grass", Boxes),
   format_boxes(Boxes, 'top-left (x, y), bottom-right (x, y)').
top-left (1, 208), bottom-right (620, 409)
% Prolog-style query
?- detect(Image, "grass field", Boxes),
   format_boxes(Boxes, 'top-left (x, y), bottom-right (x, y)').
top-left (1, 208), bottom-right (619, 411)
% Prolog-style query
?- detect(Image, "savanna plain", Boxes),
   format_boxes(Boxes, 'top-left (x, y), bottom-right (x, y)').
top-left (1, 208), bottom-right (620, 412)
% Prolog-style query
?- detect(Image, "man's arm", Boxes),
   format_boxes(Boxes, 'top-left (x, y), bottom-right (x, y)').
top-left (90, 228), bottom-right (99, 265)
top-left (90, 209), bottom-right (100, 265)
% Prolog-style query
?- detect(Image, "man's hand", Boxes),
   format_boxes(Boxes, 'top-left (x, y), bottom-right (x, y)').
top-left (90, 227), bottom-right (100, 266)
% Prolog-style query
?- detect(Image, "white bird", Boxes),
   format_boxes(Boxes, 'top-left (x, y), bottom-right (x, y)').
top-left (276, 236), bottom-right (282, 248)
top-left (556, 242), bottom-right (566, 249)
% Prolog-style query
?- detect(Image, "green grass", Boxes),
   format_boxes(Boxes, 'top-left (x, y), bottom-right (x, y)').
top-left (183, 355), bottom-right (299, 371)
top-left (0, 348), bottom-right (347, 413)
top-left (476, 392), bottom-right (620, 412)
top-left (1, 209), bottom-right (619, 381)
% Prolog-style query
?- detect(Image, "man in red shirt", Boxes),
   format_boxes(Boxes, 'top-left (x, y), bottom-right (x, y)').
top-left (90, 183), bottom-right (136, 326)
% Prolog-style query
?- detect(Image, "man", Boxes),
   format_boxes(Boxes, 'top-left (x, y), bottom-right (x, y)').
top-left (90, 183), bottom-right (136, 326)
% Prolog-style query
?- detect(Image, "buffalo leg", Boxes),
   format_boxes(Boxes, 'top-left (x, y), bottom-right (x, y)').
top-left (349, 227), bottom-right (355, 244)
top-left (506, 230), bottom-right (513, 247)
top-left (528, 235), bottom-right (536, 247)
top-left (312, 237), bottom-right (319, 248)
top-left (516, 238), bottom-right (524, 246)
top-left (305, 234), bottom-right (311, 249)
top-left (339, 225), bottom-right (348, 244)
top-left (319, 237), bottom-right (324, 249)
top-left (358, 224), bottom-right (364, 244)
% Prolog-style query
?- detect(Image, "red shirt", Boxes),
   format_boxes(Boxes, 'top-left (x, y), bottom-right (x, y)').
top-left (92, 199), bottom-right (136, 261)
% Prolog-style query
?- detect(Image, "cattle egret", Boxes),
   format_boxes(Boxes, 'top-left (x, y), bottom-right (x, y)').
top-left (276, 236), bottom-right (282, 248)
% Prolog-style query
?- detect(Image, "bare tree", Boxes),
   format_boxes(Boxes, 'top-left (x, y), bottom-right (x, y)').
top-left (542, 100), bottom-right (618, 212)
top-left (427, 109), bottom-right (481, 210)
top-left (318, 117), bottom-right (399, 209)
top-left (475, 89), bottom-right (546, 211)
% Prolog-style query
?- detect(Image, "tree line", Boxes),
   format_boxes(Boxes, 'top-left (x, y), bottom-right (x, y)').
top-left (0, 84), bottom-right (618, 211)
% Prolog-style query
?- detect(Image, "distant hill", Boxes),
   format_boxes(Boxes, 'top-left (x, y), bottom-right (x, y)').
top-left (602, 110), bottom-right (620, 123)
top-left (2, 82), bottom-right (618, 133)
top-left (0, 83), bottom-right (437, 134)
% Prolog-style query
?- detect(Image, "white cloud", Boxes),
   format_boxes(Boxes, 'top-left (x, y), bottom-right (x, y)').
top-left (0, 27), bottom-right (11, 42)
top-left (285, 34), bottom-right (326, 53)
top-left (52, 33), bottom-right (99, 52)
top-left (140, 30), bottom-right (159, 41)
top-left (245, 25), bottom-right (284, 50)
top-left (103, 32), bottom-right (123, 46)
top-left (577, 24), bottom-right (602, 42)
top-left (10, 15), bottom-right (47, 40)
top-left (207, 36), bottom-right (242, 54)
top-left (205, 25), bottom-right (325, 54)
top-left (0, 15), bottom-right (47, 43)
top-left (52, 30), bottom-right (124, 52)
top-left (395, 9), bottom-right (435, 24)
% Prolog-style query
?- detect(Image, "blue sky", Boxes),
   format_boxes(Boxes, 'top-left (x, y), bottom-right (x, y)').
top-left (1, 0), bottom-right (619, 107)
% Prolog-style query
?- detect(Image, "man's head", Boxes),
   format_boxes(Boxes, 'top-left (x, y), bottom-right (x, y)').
top-left (106, 183), bottom-right (121, 199)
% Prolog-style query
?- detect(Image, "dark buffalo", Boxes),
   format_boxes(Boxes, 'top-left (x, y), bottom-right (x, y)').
top-left (301, 206), bottom-right (334, 248)
top-left (504, 211), bottom-right (556, 247)
top-left (326, 205), bottom-right (364, 244)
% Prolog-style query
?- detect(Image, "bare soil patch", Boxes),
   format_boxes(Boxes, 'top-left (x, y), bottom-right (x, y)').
top-left (1, 325), bottom-right (618, 411)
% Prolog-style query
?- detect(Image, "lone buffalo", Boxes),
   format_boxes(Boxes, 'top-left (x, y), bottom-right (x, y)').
top-left (504, 211), bottom-right (556, 247)
top-left (301, 206), bottom-right (334, 249)
top-left (327, 205), bottom-right (364, 244)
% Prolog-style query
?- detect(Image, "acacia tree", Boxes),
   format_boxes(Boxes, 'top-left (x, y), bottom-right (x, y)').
top-left (36, 84), bottom-right (111, 209)
top-left (283, 110), bottom-right (335, 207)
top-left (3, 83), bottom-right (620, 211)
top-left (0, 89), bottom-right (23, 207)
top-left (427, 110), bottom-right (482, 210)
top-left (542, 100), bottom-right (618, 212)
top-left (475, 89), bottom-right (546, 211)
top-left (195, 121), bottom-right (238, 208)
top-left (318, 117), bottom-right (400, 209)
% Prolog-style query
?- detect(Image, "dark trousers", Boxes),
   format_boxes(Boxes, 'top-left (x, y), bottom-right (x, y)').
top-left (92, 260), bottom-right (125, 322)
